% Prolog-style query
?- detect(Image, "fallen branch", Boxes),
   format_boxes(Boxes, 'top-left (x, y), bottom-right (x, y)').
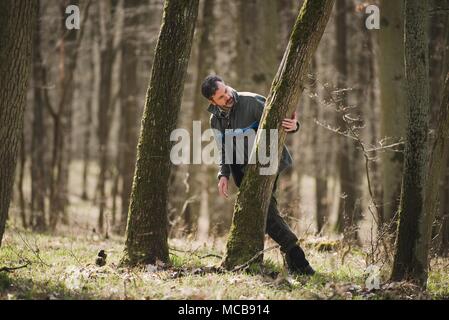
top-left (231, 245), bottom-right (280, 273)
top-left (0, 263), bottom-right (29, 273)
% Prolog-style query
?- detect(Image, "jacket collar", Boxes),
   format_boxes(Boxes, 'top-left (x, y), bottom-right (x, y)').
top-left (207, 90), bottom-right (239, 119)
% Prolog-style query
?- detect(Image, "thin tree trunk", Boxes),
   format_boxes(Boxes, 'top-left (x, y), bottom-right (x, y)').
top-left (81, 61), bottom-right (93, 201)
top-left (334, 0), bottom-right (361, 243)
top-left (235, 0), bottom-right (279, 95)
top-left (119, 0), bottom-right (141, 233)
top-left (222, 0), bottom-right (335, 269)
top-left (0, 0), bottom-right (37, 246)
top-left (378, 0), bottom-right (406, 234)
top-left (417, 72), bottom-right (449, 282)
top-left (440, 180), bottom-right (449, 255)
top-left (97, 0), bottom-right (119, 235)
top-left (184, 0), bottom-right (215, 236)
top-left (121, 0), bottom-right (199, 266)
top-left (18, 131), bottom-right (27, 229)
top-left (391, 0), bottom-right (430, 286)
top-left (49, 0), bottom-right (89, 230)
top-left (310, 56), bottom-right (328, 234)
top-left (31, 1), bottom-right (47, 231)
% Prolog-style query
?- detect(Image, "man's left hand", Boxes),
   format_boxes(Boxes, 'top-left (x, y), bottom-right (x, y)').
top-left (282, 111), bottom-right (298, 132)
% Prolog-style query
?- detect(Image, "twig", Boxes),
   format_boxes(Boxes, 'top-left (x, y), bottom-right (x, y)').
top-left (0, 263), bottom-right (29, 273)
top-left (169, 246), bottom-right (222, 260)
top-left (199, 254), bottom-right (222, 259)
top-left (15, 230), bottom-right (50, 267)
top-left (231, 245), bottom-right (280, 273)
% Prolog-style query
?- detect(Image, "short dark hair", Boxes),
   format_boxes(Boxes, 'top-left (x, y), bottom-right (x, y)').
top-left (201, 75), bottom-right (224, 100)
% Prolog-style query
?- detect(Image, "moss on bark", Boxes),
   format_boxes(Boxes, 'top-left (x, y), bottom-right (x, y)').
top-left (121, 0), bottom-right (199, 267)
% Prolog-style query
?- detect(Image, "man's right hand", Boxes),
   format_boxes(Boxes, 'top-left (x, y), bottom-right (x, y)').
top-left (218, 176), bottom-right (229, 198)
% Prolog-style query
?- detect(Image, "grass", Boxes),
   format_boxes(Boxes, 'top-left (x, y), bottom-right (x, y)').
top-left (1, 227), bottom-right (448, 300)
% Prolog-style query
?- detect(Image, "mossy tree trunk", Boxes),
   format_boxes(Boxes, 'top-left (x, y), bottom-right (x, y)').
top-left (378, 0), bottom-right (406, 234)
top-left (122, 0), bottom-right (199, 266)
top-left (222, 0), bottom-right (335, 270)
top-left (391, 0), bottom-right (430, 286)
top-left (0, 0), bottom-right (37, 246)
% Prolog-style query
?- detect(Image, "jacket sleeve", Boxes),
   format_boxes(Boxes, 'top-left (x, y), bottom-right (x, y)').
top-left (210, 116), bottom-right (231, 180)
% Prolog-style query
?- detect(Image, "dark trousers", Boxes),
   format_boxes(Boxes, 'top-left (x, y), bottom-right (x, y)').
top-left (230, 164), bottom-right (298, 252)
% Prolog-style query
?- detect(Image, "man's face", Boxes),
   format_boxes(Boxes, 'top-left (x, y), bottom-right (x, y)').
top-left (209, 81), bottom-right (234, 109)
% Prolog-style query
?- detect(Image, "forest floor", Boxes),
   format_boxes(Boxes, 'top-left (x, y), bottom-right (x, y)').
top-left (1, 225), bottom-right (448, 300)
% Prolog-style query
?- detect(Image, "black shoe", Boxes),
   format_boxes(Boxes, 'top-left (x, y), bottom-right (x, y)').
top-left (285, 245), bottom-right (315, 276)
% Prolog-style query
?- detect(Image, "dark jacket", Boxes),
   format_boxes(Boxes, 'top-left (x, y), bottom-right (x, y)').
top-left (208, 90), bottom-right (299, 180)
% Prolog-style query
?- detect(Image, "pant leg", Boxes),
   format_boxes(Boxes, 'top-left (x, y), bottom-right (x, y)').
top-left (231, 166), bottom-right (298, 252)
top-left (265, 175), bottom-right (298, 252)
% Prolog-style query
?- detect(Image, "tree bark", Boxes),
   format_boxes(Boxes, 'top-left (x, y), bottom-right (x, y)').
top-left (416, 71), bottom-right (449, 283)
top-left (184, 0), bottom-right (216, 237)
top-left (119, 0), bottom-right (145, 233)
top-left (334, 0), bottom-right (362, 243)
top-left (96, 0), bottom-right (120, 235)
top-left (31, 0), bottom-right (47, 231)
top-left (391, 0), bottom-right (430, 286)
top-left (378, 0), bottom-right (406, 233)
top-left (0, 0), bottom-right (37, 246)
top-left (49, 0), bottom-right (88, 229)
top-left (122, 0), bottom-right (199, 266)
top-left (222, 0), bottom-right (335, 269)
top-left (235, 0), bottom-right (279, 95)
top-left (310, 56), bottom-right (328, 234)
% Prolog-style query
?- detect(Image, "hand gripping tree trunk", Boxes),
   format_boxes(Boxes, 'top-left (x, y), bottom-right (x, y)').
top-left (121, 0), bottom-right (199, 266)
top-left (222, 0), bottom-right (335, 270)
top-left (391, 0), bottom-right (430, 286)
top-left (0, 1), bottom-right (37, 246)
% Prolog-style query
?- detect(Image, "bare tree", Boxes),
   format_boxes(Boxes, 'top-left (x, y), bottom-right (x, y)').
top-left (121, 0), bottom-right (199, 266)
top-left (378, 0), bottom-right (406, 233)
top-left (0, 0), bottom-right (37, 246)
top-left (391, 0), bottom-right (430, 286)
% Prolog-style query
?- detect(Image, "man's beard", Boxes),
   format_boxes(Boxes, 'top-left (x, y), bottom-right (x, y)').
top-left (223, 97), bottom-right (234, 109)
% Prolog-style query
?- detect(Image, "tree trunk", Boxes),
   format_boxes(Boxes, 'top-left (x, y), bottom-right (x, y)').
top-left (0, 0), bottom-right (37, 246)
top-left (31, 0), bottom-right (47, 231)
top-left (440, 179), bottom-right (449, 256)
top-left (18, 131), bottom-right (27, 228)
top-left (235, 0), bottom-right (279, 95)
top-left (49, 0), bottom-right (87, 230)
top-left (184, 0), bottom-right (215, 237)
top-left (81, 57), bottom-right (94, 201)
top-left (119, 0), bottom-right (143, 233)
top-left (416, 72), bottom-right (449, 283)
top-left (222, 0), bottom-right (335, 269)
top-left (310, 56), bottom-right (328, 234)
top-left (97, 0), bottom-right (118, 235)
top-left (334, 0), bottom-right (362, 243)
top-left (121, 0), bottom-right (199, 266)
top-left (434, 13), bottom-right (449, 256)
top-left (391, 0), bottom-right (430, 286)
top-left (378, 0), bottom-right (406, 234)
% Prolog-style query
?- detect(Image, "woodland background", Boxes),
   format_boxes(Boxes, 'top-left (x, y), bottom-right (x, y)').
top-left (0, 0), bottom-right (448, 300)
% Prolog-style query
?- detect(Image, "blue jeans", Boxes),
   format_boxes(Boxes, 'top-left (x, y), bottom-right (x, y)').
top-left (230, 164), bottom-right (299, 252)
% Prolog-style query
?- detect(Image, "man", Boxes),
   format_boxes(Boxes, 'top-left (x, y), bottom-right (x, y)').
top-left (201, 75), bottom-right (315, 276)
